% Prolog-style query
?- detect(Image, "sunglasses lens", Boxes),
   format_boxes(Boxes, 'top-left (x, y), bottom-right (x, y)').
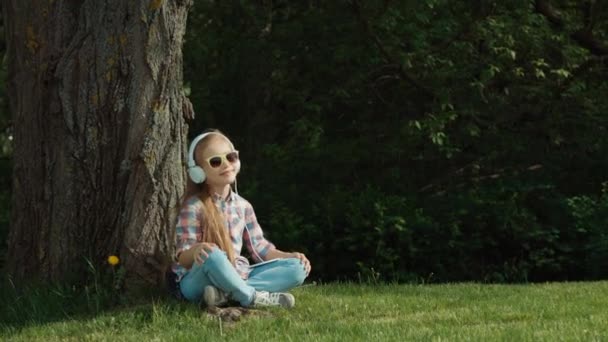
top-left (209, 156), bottom-right (222, 168)
top-left (226, 152), bottom-right (239, 163)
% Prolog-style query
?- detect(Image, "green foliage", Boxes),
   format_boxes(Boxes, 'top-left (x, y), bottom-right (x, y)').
top-left (181, 0), bottom-right (608, 283)
top-left (0, 186), bottom-right (9, 268)
top-left (566, 188), bottom-right (608, 279)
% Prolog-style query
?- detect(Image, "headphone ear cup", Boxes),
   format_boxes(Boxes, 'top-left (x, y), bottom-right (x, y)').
top-left (188, 166), bottom-right (206, 184)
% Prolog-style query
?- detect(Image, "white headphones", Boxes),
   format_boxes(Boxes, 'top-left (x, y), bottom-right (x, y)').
top-left (187, 132), bottom-right (241, 184)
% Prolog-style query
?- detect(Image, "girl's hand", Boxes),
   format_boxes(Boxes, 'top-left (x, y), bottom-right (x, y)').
top-left (290, 252), bottom-right (311, 275)
top-left (194, 242), bottom-right (218, 265)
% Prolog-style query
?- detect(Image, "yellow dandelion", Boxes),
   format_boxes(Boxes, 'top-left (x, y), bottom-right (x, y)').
top-left (107, 255), bottom-right (120, 266)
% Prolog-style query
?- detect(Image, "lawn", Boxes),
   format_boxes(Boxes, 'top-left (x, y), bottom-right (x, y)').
top-left (1, 281), bottom-right (607, 341)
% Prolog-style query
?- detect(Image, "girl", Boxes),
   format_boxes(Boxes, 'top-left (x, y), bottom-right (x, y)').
top-left (171, 129), bottom-right (310, 308)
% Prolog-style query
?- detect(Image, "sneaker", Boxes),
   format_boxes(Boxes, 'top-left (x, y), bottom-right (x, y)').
top-left (203, 285), bottom-right (229, 307)
top-left (252, 291), bottom-right (295, 309)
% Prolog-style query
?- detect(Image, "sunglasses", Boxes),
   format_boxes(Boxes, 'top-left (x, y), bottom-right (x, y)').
top-left (206, 151), bottom-right (240, 168)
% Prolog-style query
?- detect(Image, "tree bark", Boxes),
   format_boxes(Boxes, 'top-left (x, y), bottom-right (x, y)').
top-left (2, 0), bottom-right (192, 287)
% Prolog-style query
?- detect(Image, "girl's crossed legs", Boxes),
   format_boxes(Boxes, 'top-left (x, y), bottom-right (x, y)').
top-left (179, 248), bottom-right (307, 306)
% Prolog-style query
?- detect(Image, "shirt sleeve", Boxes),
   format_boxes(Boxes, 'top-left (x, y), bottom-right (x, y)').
top-left (175, 199), bottom-right (203, 260)
top-left (243, 203), bottom-right (276, 263)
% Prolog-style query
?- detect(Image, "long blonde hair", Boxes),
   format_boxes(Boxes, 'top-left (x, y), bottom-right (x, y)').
top-left (181, 131), bottom-right (237, 263)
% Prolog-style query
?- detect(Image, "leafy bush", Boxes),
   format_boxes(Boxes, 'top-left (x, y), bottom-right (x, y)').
top-left (566, 187), bottom-right (608, 279)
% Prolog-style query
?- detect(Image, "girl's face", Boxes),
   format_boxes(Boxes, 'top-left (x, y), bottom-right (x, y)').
top-left (198, 136), bottom-right (239, 187)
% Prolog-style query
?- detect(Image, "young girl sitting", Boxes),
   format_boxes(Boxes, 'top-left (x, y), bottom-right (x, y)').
top-left (171, 129), bottom-right (310, 308)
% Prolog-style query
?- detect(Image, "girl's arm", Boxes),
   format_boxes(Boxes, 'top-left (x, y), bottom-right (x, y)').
top-left (266, 249), bottom-right (311, 274)
top-left (175, 199), bottom-right (215, 269)
top-left (243, 203), bottom-right (276, 262)
top-left (265, 249), bottom-right (296, 259)
top-left (243, 202), bottom-right (311, 274)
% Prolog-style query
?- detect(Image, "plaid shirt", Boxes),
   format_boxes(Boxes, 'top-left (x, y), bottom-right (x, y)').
top-left (171, 191), bottom-right (276, 281)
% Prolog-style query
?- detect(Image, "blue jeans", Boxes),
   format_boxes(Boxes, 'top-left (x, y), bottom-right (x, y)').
top-left (179, 248), bottom-right (307, 306)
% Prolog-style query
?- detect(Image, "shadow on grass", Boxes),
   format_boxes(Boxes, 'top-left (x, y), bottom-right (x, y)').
top-left (0, 274), bottom-right (189, 337)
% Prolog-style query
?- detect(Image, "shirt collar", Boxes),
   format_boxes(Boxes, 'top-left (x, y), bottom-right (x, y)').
top-left (211, 188), bottom-right (236, 203)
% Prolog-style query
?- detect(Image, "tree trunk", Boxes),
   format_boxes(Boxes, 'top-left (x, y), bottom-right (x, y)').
top-left (2, 0), bottom-right (192, 287)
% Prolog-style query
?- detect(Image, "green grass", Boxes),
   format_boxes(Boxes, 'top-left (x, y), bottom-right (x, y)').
top-left (1, 281), bottom-right (607, 341)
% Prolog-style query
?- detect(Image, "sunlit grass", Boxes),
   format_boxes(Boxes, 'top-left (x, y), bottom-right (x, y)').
top-left (1, 281), bottom-right (607, 341)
